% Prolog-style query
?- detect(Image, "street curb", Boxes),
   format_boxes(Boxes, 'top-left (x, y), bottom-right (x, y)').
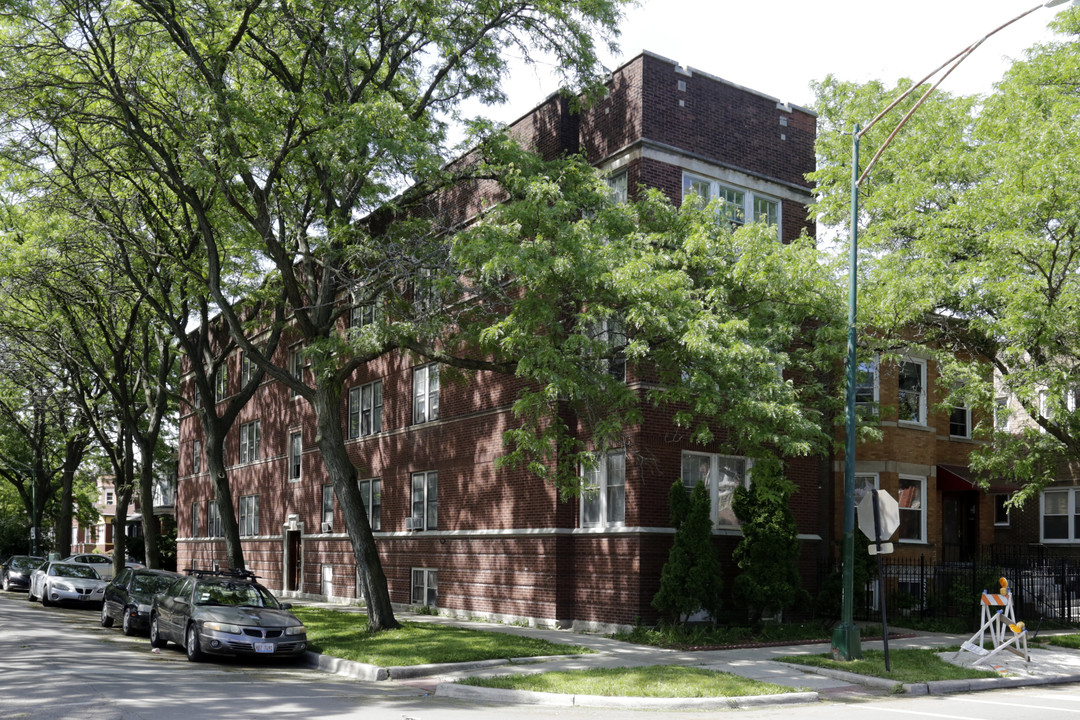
top-left (387, 658), bottom-right (510, 679)
top-left (300, 652), bottom-right (389, 681)
top-left (434, 683), bottom-right (819, 709)
top-left (776, 662), bottom-right (903, 691)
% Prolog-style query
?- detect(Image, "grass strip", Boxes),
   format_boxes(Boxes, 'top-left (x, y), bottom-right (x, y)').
top-left (457, 665), bottom-right (797, 697)
top-left (292, 607), bottom-right (593, 666)
top-left (610, 622), bottom-right (835, 649)
top-left (777, 649), bottom-right (1000, 684)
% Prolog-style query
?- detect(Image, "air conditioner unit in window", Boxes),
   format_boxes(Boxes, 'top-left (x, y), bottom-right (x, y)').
top-left (320, 521), bottom-right (333, 534)
top-left (405, 517), bottom-right (422, 531)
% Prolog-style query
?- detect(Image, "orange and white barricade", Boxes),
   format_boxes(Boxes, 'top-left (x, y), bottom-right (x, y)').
top-left (959, 577), bottom-right (1029, 665)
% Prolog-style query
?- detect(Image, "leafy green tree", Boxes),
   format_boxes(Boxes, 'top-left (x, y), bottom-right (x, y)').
top-left (731, 456), bottom-right (807, 623)
top-left (811, 7), bottom-right (1080, 505)
top-left (652, 480), bottom-right (723, 624)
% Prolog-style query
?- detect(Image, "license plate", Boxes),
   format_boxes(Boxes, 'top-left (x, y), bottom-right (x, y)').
top-left (78, 595), bottom-right (89, 601)
top-left (254, 643), bottom-right (274, 653)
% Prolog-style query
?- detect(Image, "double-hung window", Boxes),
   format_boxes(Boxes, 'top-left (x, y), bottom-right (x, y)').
top-left (607, 171), bottom-right (628, 204)
top-left (854, 357), bottom-right (878, 417)
top-left (238, 495), bottom-right (259, 536)
top-left (897, 359), bottom-right (927, 425)
top-left (680, 452), bottom-right (752, 528)
top-left (994, 494), bottom-right (1011, 527)
top-left (580, 450), bottom-right (626, 528)
top-left (590, 318), bottom-right (627, 383)
top-left (321, 484), bottom-right (334, 530)
top-left (410, 471), bottom-right (437, 530)
top-left (897, 475), bottom-right (926, 543)
top-left (192, 440), bottom-right (201, 475)
top-left (359, 478), bottom-right (382, 531)
top-left (1042, 488), bottom-right (1080, 542)
top-left (190, 502), bottom-right (200, 538)
top-left (208, 500), bottom-right (223, 537)
top-left (238, 420), bottom-right (260, 464)
top-left (411, 568), bottom-right (437, 607)
top-left (413, 268), bottom-right (440, 314)
top-left (288, 431), bottom-right (302, 481)
top-left (289, 345), bottom-right (304, 397)
top-left (350, 295), bottom-right (380, 329)
top-left (215, 365), bottom-right (228, 402)
top-left (240, 352), bottom-right (255, 387)
top-left (682, 172), bottom-right (780, 235)
top-left (413, 364), bottom-right (439, 424)
top-left (348, 380), bottom-right (383, 438)
top-left (949, 384), bottom-right (971, 438)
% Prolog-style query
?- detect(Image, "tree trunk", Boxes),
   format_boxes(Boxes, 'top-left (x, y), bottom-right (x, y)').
top-left (138, 456), bottom-right (162, 569)
top-left (311, 385), bottom-right (399, 631)
top-left (203, 431), bottom-right (246, 570)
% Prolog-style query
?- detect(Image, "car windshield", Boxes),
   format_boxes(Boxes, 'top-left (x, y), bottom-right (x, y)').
top-left (54, 564), bottom-right (100, 579)
top-left (133, 575), bottom-right (175, 594)
top-left (11, 557), bottom-right (41, 570)
top-left (195, 581), bottom-right (279, 608)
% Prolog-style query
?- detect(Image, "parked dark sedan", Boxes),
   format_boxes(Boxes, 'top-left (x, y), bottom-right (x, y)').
top-left (150, 569), bottom-right (307, 662)
top-left (101, 568), bottom-right (181, 636)
top-left (2, 555), bottom-right (45, 591)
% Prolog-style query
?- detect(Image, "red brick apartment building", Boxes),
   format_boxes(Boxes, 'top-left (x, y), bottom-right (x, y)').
top-left (176, 51), bottom-right (829, 631)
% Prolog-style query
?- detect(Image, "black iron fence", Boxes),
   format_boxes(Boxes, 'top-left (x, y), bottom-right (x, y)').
top-left (837, 546), bottom-right (1080, 628)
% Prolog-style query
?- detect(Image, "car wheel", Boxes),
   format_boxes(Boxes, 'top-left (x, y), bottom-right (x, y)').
top-left (100, 603), bottom-right (114, 627)
top-left (122, 608), bottom-right (136, 636)
top-left (185, 623), bottom-right (205, 662)
top-left (26, 585), bottom-right (34, 601)
top-left (149, 615), bottom-right (168, 649)
top-left (2, 575), bottom-right (9, 591)
top-left (40, 585), bottom-right (52, 607)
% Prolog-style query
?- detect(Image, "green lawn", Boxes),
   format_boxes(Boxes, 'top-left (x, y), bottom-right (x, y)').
top-left (291, 607), bottom-right (593, 666)
top-left (777, 649), bottom-right (1001, 684)
top-left (457, 665), bottom-right (797, 697)
top-left (1043, 633), bottom-right (1080, 649)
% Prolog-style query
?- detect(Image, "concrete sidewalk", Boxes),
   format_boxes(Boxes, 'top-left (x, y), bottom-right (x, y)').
top-left (293, 602), bottom-right (1080, 707)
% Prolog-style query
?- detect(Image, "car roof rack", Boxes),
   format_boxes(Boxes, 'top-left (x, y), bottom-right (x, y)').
top-left (182, 568), bottom-right (260, 581)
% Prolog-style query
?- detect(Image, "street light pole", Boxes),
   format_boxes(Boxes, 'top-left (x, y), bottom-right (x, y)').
top-left (832, 0), bottom-right (1077, 662)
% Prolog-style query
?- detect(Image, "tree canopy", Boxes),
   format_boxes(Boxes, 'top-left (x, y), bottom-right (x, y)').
top-left (811, 8), bottom-right (1080, 503)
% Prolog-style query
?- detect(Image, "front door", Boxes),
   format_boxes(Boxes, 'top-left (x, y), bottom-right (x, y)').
top-left (285, 531), bottom-right (301, 592)
top-left (942, 492), bottom-right (978, 562)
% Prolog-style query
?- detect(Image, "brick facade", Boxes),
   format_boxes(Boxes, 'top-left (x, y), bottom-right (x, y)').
top-left (176, 52), bottom-right (822, 630)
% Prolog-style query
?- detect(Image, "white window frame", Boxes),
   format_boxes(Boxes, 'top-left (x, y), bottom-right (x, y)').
top-left (607, 171), bottom-right (628, 204)
top-left (949, 388), bottom-right (971, 439)
top-left (680, 452), bottom-right (752, 528)
top-left (105, 490), bottom-right (114, 506)
top-left (190, 501), bottom-right (200, 538)
top-left (359, 478), bottom-right (382, 531)
top-left (348, 380), bottom-right (383, 438)
top-left (590, 318), bottom-right (626, 383)
top-left (1041, 488), bottom-right (1080, 543)
top-left (413, 364), bottom-right (439, 425)
top-left (321, 484), bottom-right (335, 527)
top-left (288, 431), bottom-right (302, 481)
top-left (208, 500), bottom-right (223, 538)
top-left (215, 364), bottom-right (228, 402)
top-left (994, 396), bottom-right (1010, 432)
top-left (350, 294), bottom-right (380, 329)
top-left (238, 420), bottom-right (260, 464)
top-left (411, 568), bottom-right (438, 607)
top-left (411, 471), bottom-right (437, 531)
top-left (897, 358), bottom-right (927, 426)
top-left (192, 440), bottom-right (201, 475)
top-left (240, 351), bottom-right (255, 387)
top-left (580, 449), bottom-right (626, 528)
top-left (289, 344), bottom-right (304, 398)
top-left (681, 172), bottom-right (781, 236)
top-left (412, 268), bottom-right (440, 314)
top-left (854, 356), bottom-right (879, 416)
top-left (238, 494), bottom-right (259, 537)
top-left (897, 474), bottom-right (927, 543)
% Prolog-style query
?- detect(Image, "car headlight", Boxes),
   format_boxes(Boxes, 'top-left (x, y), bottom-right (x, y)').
top-left (285, 625), bottom-right (306, 636)
top-left (202, 621), bottom-right (242, 634)
top-left (136, 604), bottom-right (151, 614)
top-left (53, 581), bottom-right (74, 592)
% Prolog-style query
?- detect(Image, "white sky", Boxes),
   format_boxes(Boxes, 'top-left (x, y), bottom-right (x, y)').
top-left (481, 0), bottom-right (1073, 123)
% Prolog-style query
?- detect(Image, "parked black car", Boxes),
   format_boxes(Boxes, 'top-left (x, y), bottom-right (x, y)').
top-left (101, 568), bottom-right (181, 636)
top-left (2, 555), bottom-right (45, 591)
top-left (150, 569), bottom-right (307, 662)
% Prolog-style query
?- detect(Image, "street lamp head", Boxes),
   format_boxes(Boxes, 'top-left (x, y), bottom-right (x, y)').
top-left (1045, 0), bottom-right (1078, 8)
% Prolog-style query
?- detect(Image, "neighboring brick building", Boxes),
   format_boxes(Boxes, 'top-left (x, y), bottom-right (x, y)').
top-left (176, 51), bottom-right (826, 630)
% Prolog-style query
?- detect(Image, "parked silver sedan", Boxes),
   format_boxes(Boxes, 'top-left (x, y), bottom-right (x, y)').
top-left (28, 562), bottom-right (107, 606)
